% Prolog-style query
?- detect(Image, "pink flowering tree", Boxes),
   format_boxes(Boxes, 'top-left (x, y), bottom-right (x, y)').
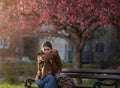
top-left (1, 0), bottom-right (120, 68)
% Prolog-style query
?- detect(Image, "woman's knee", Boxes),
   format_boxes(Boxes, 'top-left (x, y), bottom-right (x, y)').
top-left (35, 79), bottom-right (44, 87)
top-left (47, 74), bottom-right (56, 81)
top-left (45, 74), bottom-right (57, 88)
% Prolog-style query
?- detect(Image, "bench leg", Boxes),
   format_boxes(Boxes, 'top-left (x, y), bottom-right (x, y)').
top-left (93, 80), bottom-right (118, 88)
top-left (24, 79), bottom-right (37, 88)
top-left (93, 81), bottom-right (101, 88)
top-left (115, 81), bottom-right (118, 88)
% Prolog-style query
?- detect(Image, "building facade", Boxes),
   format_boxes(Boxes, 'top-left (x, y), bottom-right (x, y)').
top-left (0, 25), bottom-right (119, 68)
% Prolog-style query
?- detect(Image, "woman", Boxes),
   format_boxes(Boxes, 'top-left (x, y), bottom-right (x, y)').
top-left (35, 41), bottom-right (62, 88)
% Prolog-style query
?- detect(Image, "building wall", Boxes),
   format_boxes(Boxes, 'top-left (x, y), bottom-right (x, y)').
top-left (0, 36), bottom-right (19, 61)
top-left (0, 25), bottom-right (118, 65)
top-left (21, 36), bottom-right (39, 60)
top-left (52, 38), bottom-right (70, 62)
top-left (83, 25), bottom-right (117, 68)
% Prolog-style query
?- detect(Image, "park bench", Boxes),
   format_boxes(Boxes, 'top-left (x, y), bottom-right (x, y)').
top-left (24, 68), bottom-right (120, 88)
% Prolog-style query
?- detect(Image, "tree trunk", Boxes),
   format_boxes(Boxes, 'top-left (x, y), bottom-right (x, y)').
top-left (71, 35), bottom-right (87, 85)
top-left (73, 44), bottom-right (82, 69)
top-left (72, 44), bottom-right (82, 85)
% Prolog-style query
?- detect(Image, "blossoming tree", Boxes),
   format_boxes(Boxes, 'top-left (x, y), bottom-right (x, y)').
top-left (0, 0), bottom-right (120, 68)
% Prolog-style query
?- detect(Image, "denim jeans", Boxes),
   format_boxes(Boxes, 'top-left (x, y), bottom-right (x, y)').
top-left (35, 74), bottom-right (57, 88)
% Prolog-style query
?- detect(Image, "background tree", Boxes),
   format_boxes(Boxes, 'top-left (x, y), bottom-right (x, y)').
top-left (0, 0), bottom-right (21, 60)
top-left (115, 25), bottom-right (120, 60)
top-left (0, 0), bottom-right (120, 68)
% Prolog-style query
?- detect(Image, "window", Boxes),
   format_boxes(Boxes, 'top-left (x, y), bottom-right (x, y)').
top-left (0, 37), bottom-right (10, 48)
top-left (96, 42), bottom-right (104, 52)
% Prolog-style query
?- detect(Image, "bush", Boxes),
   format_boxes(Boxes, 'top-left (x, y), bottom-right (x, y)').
top-left (0, 62), bottom-right (37, 84)
top-left (0, 62), bottom-right (20, 84)
top-left (82, 64), bottom-right (100, 69)
top-left (63, 62), bottom-right (72, 68)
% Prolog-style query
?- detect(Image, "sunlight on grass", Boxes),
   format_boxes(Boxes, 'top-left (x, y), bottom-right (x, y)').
top-left (0, 82), bottom-right (38, 88)
top-left (0, 83), bottom-right (24, 88)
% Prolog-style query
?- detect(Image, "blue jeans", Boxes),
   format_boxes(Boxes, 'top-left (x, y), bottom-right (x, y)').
top-left (35, 74), bottom-right (57, 88)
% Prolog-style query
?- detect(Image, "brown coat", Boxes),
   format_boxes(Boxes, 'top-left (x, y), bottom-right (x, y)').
top-left (36, 50), bottom-right (62, 79)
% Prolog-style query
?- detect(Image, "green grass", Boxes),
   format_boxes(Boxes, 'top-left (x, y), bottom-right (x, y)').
top-left (80, 81), bottom-right (120, 88)
top-left (63, 62), bottom-right (73, 68)
top-left (0, 82), bottom-right (37, 88)
top-left (0, 82), bottom-right (24, 88)
top-left (0, 81), bottom-right (119, 88)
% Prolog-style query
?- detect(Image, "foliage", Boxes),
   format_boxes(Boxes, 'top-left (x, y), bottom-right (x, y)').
top-left (0, 0), bottom-right (119, 49)
top-left (0, 0), bottom-right (119, 69)
top-left (82, 64), bottom-right (100, 69)
top-left (0, 0), bottom-right (119, 37)
top-left (1, 62), bottom-right (19, 84)
top-left (63, 62), bottom-right (72, 68)
top-left (0, 62), bottom-right (37, 84)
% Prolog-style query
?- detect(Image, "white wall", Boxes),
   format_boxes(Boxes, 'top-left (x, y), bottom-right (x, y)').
top-left (52, 38), bottom-right (68, 61)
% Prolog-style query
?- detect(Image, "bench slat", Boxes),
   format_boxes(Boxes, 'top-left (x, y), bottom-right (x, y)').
top-left (62, 68), bottom-right (120, 75)
top-left (65, 73), bottom-right (120, 80)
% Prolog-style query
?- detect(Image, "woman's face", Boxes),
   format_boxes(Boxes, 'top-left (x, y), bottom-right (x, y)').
top-left (42, 46), bottom-right (52, 54)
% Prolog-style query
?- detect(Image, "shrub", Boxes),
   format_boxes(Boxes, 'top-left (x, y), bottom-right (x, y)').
top-left (0, 62), bottom-right (37, 84)
top-left (1, 62), bottom-right (20, 84)
top-left (82, 64), bottom-right (100, 69)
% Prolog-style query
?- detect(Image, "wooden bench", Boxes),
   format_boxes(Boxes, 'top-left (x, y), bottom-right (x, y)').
top-left (61, 68), bottom-right (120, 88)
top-left (24, 68), bottom-right (120, 88)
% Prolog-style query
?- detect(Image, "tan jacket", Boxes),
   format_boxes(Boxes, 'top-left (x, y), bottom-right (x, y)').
top-left (36, 50), bottom-right (62, 79)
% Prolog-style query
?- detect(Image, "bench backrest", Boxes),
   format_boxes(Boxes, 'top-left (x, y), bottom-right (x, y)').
top-left (61, 68), bottom-right (120, 80)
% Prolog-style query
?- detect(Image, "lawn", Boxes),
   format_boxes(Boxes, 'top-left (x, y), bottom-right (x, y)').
top-left (0, 82), bottom-right (37, 88)
top-left (0, 82), bottom-right (24, 88)
top-left (0, 82), bottom-right (119, 88)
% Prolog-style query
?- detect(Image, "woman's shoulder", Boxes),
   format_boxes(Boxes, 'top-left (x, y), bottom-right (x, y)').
top-left (37, 50), bottom-right (44, 56)
top-left (52, 49), bottom-right (58, 54)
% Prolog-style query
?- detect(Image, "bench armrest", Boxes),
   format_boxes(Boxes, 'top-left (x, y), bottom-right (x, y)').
top-left (93, 80), bottom-right (117, 88)
top-left (24, 79), bottom-right (36, 88)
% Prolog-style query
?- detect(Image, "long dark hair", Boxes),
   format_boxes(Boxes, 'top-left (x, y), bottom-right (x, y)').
top-left (42, 41), bottom-right (52, 49)
top-left (37, 41), bottom-right (52, 55)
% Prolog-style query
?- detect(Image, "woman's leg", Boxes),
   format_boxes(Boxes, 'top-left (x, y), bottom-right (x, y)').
top-left (35, 74), bottom-right (57, 88)
top-left (35, 79), bottom-right (45, 88)
top-left (44, 74), bottom-right (57, 88)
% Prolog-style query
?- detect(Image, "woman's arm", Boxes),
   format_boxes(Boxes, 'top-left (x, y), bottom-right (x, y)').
top-left (38, 51), bottom-right (55, 62)
top-left (53, 49), bottom-right (62, 74)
